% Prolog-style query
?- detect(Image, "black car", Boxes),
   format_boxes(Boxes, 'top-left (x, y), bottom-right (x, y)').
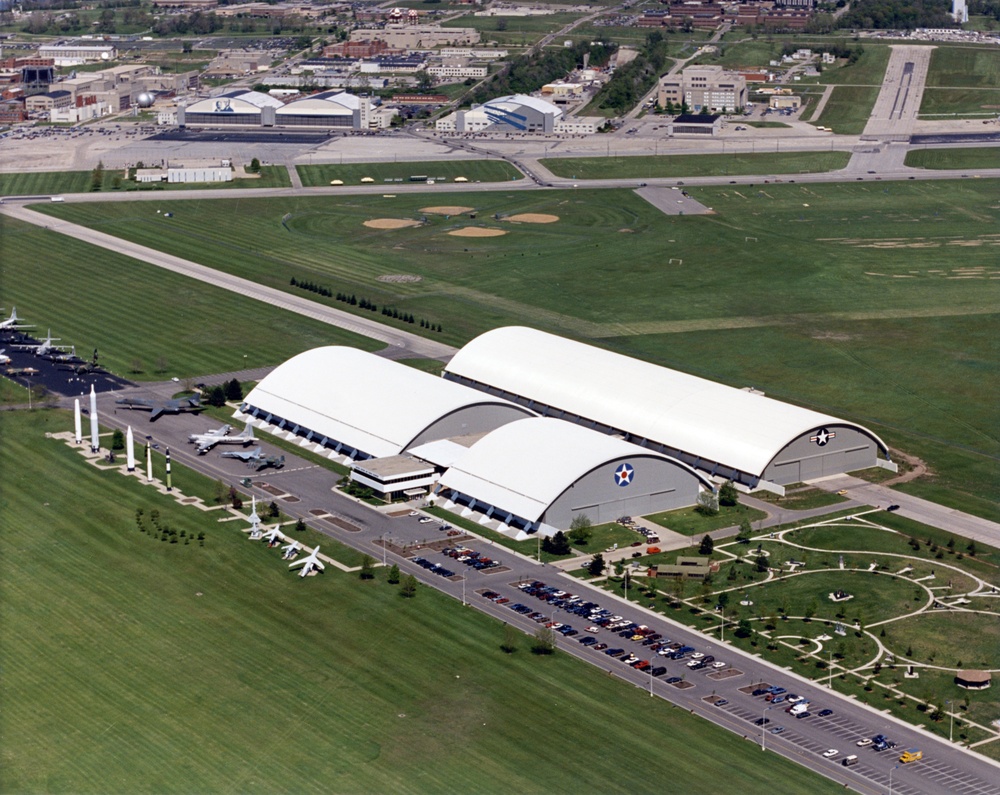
top-left (754, 718), bottom-right (771, 726)
top-left (818, 709), bottom-right (833, 717)
top-left (650, 666), bottom-right (667, 677)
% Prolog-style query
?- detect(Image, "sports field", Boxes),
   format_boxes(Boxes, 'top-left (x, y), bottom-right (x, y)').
top-left (29, 180), bottom-right (1000, 519)
top-left (0, 409), bottom-right (847, 795)
top-left (0, 215), bottom-right (380, 379)
top-left (540, 151), bottom-right (850, 179)
top-left (297, 160), bottom-right (523, 187)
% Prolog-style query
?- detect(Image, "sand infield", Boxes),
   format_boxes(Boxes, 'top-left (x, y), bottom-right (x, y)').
top-left (507, 213), bottom-right (560, 224)
top-left (363, 218), bottom-right (422, 230)
top-left (421, 206), bottom-right (475, 215)
top-left (447, 227), bottom-right (507, 238)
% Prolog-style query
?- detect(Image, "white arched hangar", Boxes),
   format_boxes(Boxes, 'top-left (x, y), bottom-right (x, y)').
top-left (443, 327), bottom-right (895, 494)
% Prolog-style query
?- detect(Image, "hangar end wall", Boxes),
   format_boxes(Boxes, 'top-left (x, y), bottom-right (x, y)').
top-left (764, 425), bottom-right (878, 485)
top-left (406, 403), bottom-right (534, 450)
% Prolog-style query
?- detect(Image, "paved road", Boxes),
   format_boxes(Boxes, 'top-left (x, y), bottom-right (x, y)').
top-left (0, 204), bottom-right (456, 363)
top-left (77, 402), bottom-right (1000, 795)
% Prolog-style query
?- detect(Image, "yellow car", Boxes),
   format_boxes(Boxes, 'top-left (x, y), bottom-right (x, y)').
top-left (899, 749), bottom-right (923, 764)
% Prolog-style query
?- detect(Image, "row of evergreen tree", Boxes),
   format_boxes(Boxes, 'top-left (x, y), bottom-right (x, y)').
top-left (380, 306), bottom-right (443, 332)
top-left (291, 276), bottom-right (442, 332)
top-left (290, 276), bottom-right (333, 297)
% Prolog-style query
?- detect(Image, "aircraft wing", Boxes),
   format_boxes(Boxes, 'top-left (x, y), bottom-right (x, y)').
top-left (195, 438), bottom-right (220, 454)
top-left (149, 406), bottom-right (166, 420)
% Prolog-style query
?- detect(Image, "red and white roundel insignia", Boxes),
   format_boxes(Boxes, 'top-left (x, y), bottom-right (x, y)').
top-left (614, 463), bottom-right (634, 487)
top-left (810, 428), bottom-right (836, 446)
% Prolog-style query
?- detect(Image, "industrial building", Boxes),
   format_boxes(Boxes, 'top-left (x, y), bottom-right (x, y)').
top-left (658, 65), bottom-right (747, 113)
top-left (38, 43), bottom-right (117, 67)
top-left (435, 93), bottom-right (599, 134)
top-left (179, 89), bottom-right (374, 129)
top-left (443, 327), bottom-right (895, 494)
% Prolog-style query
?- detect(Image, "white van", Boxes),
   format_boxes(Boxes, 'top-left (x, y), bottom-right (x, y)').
top-left (842, 755), bottom-right (859, 767)
top-left (789, 702), bottom-right (809, 716)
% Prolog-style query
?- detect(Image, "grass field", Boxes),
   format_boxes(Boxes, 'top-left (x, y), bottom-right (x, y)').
top-left (925, 45), bottom-right (1000, 88)
top-left (541, 151), bottom-right (850, 179)
top-left (0, 409), bottom-right (849, 794)
top-left (0, 166), bottom-right (291, 196)
top-left (297, 160), bottom-right (523, 187)
top-left (812, 85), bottom-right (881, 134)
top-left (0, 216), bottom-right (381, 380)
top-left (647, 503), bottom-right (768, 536)
top-left (25, 180), bottom-right (1000, 522)
top-left (918, 88), bottom-right (1000, 117)
top-left (905, 147), bottom-right (1000, 169)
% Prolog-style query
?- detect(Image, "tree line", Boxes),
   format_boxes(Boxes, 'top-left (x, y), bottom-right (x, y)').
top-left (592, 31), bottom-right (671, 117)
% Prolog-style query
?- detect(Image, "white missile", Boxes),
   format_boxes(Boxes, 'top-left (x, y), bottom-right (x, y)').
top-left (126, 426), bottom-right (135, 472)
top-left (89, 385), bottom-right (99, 453)
top-left (74, 398), bottom-right (82, 444)
top-left (146, 442), bottom-right (152, 482)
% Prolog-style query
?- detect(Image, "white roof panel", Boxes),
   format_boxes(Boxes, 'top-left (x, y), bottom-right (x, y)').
top-left (438, 418), bottom-right (708, 523)
top-left (444, 327), bottom-right (887, 478)
top-left (244, 347), bottom-right (522, 459)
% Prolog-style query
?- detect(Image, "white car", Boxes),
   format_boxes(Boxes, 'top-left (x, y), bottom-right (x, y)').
top-left (408, 511), bottom-right (420, 517)
top-left (856, 738), bottom-right (873, 747)
top-left (418, 516), bottom-right (434, 524)
top-left (711, 661), bottom-right (726, 669)
top-left (690, 652), bottom-right (705, 660)
top-left (822, 749), bottom-right (838, 759)
top-left (586, 626), bottom-right (601, 633)
top-left (787, 695), bottom-right (805, 704)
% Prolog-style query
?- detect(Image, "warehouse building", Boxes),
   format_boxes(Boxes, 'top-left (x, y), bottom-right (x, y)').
top-left (435, 93), bottom-right (599, 134)
top-left (434, 418), bottom-right (711, 537)
top-left (180, 89), bottom-right (374, 129)
top-left (658, 65), bottom-right (747, 113)
top-left (443, 327), bottom-right (895, 494)
top-left (179, 90), bottom-right (284, 126)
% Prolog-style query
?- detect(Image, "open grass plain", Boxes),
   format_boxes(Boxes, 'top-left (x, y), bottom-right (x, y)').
top-left (540, 151), bottom-right (850, 179)
top-left (0, 410), bottom-right (848, 795)
top-left (297, 160), bottom-right (523, 187)
top-left (27, 179), bottom-right (1000, 521)
top-left (0, 166), bottom-right (290, 196)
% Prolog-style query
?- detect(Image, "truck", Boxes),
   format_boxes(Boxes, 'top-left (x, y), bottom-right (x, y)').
top-left (899, 748), bottom-right (923, 764)
top-left (789, 702), bottom-right (810, 716)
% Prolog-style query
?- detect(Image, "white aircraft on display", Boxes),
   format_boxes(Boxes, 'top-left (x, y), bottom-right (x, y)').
top-left (0, 308), bottom-right (34, 332)
top-left (289, 545), bottom-right (325, 578)
top-left (16, 329), bottom-right (72, 358)
top-left (191, 422), bottom-right (255, 454)
top-left (281, 540), bottom-right (301, 560)
top-left (0, 350), bottom-right (10, 366)
top-left (261, 526), bottom-right (284, 547)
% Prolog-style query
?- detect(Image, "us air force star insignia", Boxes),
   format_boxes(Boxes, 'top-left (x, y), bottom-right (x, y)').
top-left (614, 463), bottom-right (634, 487)
top-left (810, 428), bottom-right (836, 446)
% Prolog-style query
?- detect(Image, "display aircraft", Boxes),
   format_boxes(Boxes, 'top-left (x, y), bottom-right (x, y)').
top-left (189, 423), bottom-right (232, 445)
top-left (0, 350), bottom-right (10, 366)
top-left (16, 330), bottom-right (73, 358)
top-left (41, 345), bottom-right (80, 364)
top-left (289, 545), bottom-right (325, 578)
top-left (261, 526), bottom-right (284, 547)
top-left (256, 454), bottom-right (285, 472)
top-left (191, 422), bottom-right (255, 454)
top-left (281, 540), bottom-right (301, 560)
top-left (116, 394), bottom-right (202, 421)
top-left (220, 445), bottom-right (285, 471)
top-left (0, 308), bottom-right (34, 332)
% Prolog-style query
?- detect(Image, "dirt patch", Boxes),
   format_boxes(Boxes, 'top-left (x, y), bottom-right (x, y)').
top-left (421, 205), bottom-right (474, 215)
top-left (448, 227), bottom-right (507, 238)
top-left (364, 218), bottom-right (422, 230)
top-left (507, 213), bottom-right (559, 224)
top-left (386, 509), bottom-right (413, 518)
top-left (326, 516), bottom-right (361, 532)
top-left (377, 274), bottom-right (422, 283)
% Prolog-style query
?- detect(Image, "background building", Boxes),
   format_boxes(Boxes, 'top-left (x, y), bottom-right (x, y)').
top-left (658, 65), bottom-right (747, 113)
top-left (436, 93), bottom-right (598, 134)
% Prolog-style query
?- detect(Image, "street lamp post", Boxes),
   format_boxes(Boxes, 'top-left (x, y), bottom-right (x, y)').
top-left (720, 606), bottom-right (725, 642)
top-left (889, 764), bottom-right (899, 795)
top-left (946, 700), bottom-right (953, 743)
top-left (761, 705), bottom-right (771, 751)
top-left (382, 533), bottom-right (387, 566)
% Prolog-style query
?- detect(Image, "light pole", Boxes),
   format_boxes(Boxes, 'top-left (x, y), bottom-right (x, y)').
top-left (382, 533), bottom-right (387, 566)
top-left (720, 606), bottom-right (725, 642)
top-left (649, 656), bottom-right (654, 697)
top-left (946, 700), bottom-right (953, 743)
top-left (889, 764), bottom-right (899, 795)
top-left (462, 575), bottom-right (466, 606)
top-left (828, 649), bottom-right (834, 688)
top-left (761, 705), bottom-right (771, 751)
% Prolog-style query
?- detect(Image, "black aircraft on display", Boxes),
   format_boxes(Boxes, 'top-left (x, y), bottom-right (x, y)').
top-left (116, 394), bottom-right (202, 421)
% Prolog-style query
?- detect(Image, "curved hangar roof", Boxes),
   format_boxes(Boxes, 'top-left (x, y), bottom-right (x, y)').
top-left (185, 90), bottom-right (283, 115)
top-left (438, 418), bottom-right (712, 524)
top-left (243, 347), bottom-right (532, 459)
top-left (444, 327), bottom-right (889, 480)
top-left (276, 90), bottom-right (361, 117)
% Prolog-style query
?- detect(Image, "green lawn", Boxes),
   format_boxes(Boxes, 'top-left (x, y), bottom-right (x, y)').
top-left (753, 488), bottom-right (847, 511)
top-left (881, 612), bottom-right (999, 670)
top-left (812, 85), bottom-right (880, 134)
top-left (918, 87), bottom-right (1000, 118)
top-left (0, 215), bottom-right (381, 380)
top-left (26, 180), bottom-right (1000, 524)
top-left (925, 45), bottom-right (1000, 88)
top-left (0, 409), bottom-right (849, 794)
top-left (816, 44), bottom-right (891, 86)
top-left (297, 160), bottom-right (523, 187)
top-left (541, 151), bottom-right (850, 179)
top-left (647, 503), bottom-right (768, 536)
top-left (0, 166), bottom-right (291, 195)
top-left (907, 145), bottom-right (1000, 171)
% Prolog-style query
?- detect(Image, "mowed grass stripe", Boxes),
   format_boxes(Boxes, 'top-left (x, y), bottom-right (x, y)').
top-left (1, 410), bottom-right (846, 794)
top-left (0, 217), bottom-right (380, 379)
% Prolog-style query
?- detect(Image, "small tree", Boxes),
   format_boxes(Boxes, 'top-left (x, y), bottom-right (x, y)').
top-left (91, 161), bottom-right (104, 191)
top-left (542, 530), bottom-right (571, 556)
top-left (719, 481), bottom-right (739, 507)
top-left (224, 378), bottom-right (243, 401)
top-left (154, 356), bottom-right (168, 374)
top-left (587, 553), bottom-right (606, 577)
top-left (267, 501), bottom-right (280, 519)
top-left (736, 518), bottom-right (752, 544)
top-left (387, 563), bottom-right (400, 584)
top-left (214, 479), bottom-right (228, 505)
top-left (229, 486), bottom-right (243, 510)
top-left (531, 626), bottom-right (556, 655)
top-left (400, 574), bottom-right (418, 597)
top-left (359, 554), bottom-right (375, 580)
top-left (500, 624), bottom-right (518, 654)
top-left (568, 514), bottom-right (593, 546)
top-left (735, 618), bottom-right (753, 638)
top-left (207, 385), bottom-right (227, 407)
top-left (717, 591), bottom-right (730, 610)
top-left (249, 157), bottom-right (261, 173)
top-left (699, 534), bottom-right (714, 556)
top-left (755, 553), bottom-right (769, 573)
top-left (294, 518), bottom-right (306, 533)
top-left (111, 428), bottom-right (125, 450)
top-left (129, 358), bottom-right (144, 374)
top-left (695, 489), bottom-right (719, 517)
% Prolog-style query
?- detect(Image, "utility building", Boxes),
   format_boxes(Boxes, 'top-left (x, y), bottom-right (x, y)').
top-left (443, 327), bottom-right (895, 494)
